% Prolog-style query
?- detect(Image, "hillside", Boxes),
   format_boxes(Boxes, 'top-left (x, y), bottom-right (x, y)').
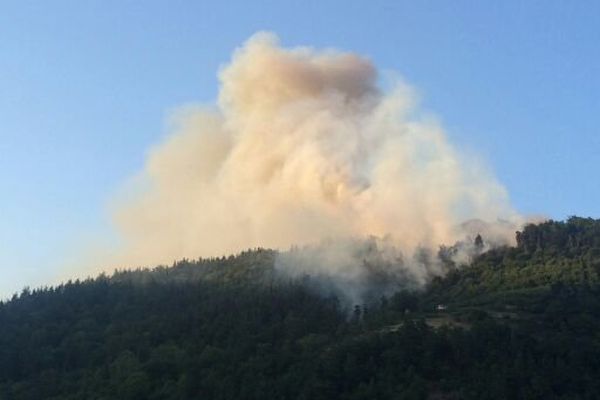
top-left (2, 218), bottom-right (600, 399)
top-left (429, 217), bottom-right (600, 303)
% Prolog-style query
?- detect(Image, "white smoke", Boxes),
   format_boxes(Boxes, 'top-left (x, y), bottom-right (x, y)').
top-left (109, 32), bottom-right (523, 292)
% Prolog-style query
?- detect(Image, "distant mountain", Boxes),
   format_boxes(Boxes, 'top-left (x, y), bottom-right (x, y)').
top-left (2, 217), bottom-right (600, 399)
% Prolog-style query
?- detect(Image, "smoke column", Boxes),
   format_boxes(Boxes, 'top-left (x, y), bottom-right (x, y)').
top-left (111, 32), bottom-right (522, 278)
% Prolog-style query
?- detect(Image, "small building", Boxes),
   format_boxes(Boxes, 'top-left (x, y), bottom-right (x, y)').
top-left (436, 304), bottom-right (447, 311)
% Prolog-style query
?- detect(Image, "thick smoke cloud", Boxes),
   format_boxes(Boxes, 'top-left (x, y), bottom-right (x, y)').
top-left (111, 33), bottom-right (523, 289)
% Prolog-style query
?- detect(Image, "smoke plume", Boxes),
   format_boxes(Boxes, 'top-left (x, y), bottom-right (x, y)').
top-left (110, 32), bottom-right (522, 292)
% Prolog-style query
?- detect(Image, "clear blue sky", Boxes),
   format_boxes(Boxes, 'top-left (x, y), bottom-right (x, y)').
top-left (1, 1), bottom-right (599, 296)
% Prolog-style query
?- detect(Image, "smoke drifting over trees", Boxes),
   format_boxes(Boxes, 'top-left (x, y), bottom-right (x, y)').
top-left (108, 32), bottom-right (523, 292)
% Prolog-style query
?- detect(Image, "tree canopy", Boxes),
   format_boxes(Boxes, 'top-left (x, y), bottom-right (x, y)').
top-left (2, 218), bottom-right (600, 399)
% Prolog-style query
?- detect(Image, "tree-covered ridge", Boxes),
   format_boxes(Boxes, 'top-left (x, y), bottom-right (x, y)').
top-left (2, 218), bottom-right (600, 399)
top-left (432, 217), bottom-right (600, 300)
top-left (110, 248), bottom-right (277, 287)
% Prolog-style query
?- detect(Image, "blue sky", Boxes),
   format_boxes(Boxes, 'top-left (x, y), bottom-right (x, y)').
top-left (1, 1), bottom-right (599, 296)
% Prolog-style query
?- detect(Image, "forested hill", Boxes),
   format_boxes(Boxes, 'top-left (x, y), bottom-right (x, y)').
top-left (2, 218), bottom-right (600, 399)
top-left (431, 216), bottom-right (600, 301)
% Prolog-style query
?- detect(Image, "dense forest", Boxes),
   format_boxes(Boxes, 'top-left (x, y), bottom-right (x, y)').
top-left (2, 217), bottom-right (600, 399)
